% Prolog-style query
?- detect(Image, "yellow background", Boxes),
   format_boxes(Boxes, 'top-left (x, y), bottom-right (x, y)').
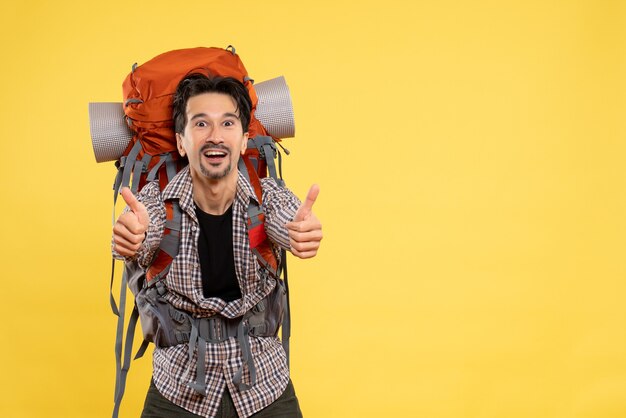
top-left (1, 0), bottom-right (625, 417)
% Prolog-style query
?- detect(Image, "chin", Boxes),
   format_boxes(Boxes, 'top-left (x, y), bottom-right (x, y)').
top-left (200, 164), bottom-right (232, 180)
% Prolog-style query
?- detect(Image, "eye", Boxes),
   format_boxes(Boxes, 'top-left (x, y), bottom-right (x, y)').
top-left (223, 120), bottom-right (235, 127)
top-left (195, 121), bottom-right (207, 128)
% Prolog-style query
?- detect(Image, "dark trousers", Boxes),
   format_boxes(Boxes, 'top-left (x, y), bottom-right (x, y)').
top-left (141, 379), bottom-right (303, 418)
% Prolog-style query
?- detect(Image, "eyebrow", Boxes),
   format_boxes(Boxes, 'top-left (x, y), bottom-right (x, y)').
top-left (189, 112), bottom-right (240, 121)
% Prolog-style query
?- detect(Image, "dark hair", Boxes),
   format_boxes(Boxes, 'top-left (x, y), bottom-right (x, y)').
top-left (172, 73), bottom-right (252, 134)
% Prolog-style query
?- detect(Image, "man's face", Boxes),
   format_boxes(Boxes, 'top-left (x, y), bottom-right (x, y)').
top-left (176, 92), bottom-right (248, 182)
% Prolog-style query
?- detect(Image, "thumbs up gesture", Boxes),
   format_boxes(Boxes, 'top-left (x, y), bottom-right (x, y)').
top-left (286, 185), bottom-right (323, 259)
top-left (112, 187), bottom-right (150, 257)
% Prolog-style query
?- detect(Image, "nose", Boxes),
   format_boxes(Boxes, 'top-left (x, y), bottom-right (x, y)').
top-left (206, 125), bottom-right (224, 144)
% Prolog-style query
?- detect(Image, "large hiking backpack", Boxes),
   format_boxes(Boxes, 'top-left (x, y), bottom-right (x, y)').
top-left (89, 45), bottom-right (296, 418)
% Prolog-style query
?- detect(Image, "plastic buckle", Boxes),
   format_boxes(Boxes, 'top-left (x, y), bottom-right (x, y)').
top-left (155, 280), bottom-right (167, 296)
top-left (198, 317), bottom-right (226, 343)
top-left (253, 299), bottom-right (266, 314)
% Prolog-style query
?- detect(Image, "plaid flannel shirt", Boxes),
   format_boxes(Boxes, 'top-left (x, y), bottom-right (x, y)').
top-left (120, 166), bottom-right (300, 417)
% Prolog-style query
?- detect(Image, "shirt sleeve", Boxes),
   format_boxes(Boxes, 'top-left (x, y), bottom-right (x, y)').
top-left (260, 177), bottom-right (301, 251)
top-left (111, 182), bottom-right (166, 269)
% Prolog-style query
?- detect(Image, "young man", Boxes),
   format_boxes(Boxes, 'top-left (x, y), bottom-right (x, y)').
top-left (113, 74), bottom-right (322, 417)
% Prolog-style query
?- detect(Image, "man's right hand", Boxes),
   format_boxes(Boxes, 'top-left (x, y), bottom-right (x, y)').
top-left (112, 187), bottom-right (150, 257)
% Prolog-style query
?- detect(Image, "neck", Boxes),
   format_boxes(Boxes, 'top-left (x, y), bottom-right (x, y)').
top-left (191, 168), bottom-right (239, 215)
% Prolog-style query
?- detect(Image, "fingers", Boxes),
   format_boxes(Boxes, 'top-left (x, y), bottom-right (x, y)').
top-left (112, 232), bottom-right (144, 257)
top-left (289, 236), bottom-right (322, 258)
top-left (115, 187), bottom-right (150, 256)
top-left (287, 186), bottom-right (322, 259)
top-left (293, 184), bottom-right (320, 222)
top-left (285, 211), bottom-right (322, 235)
top-left (115, 211), bottom-right (148, 236)
top-left (121, 187), bottom-right (150, 228)
top-left (286, 227), bottom-right (323, 243)
top-left (112, 206), bottom-right (148, 257)
top-left (112, 235), bottom-right (143, 257)
top-left (287, 211), bottom-right (322, 259)
top-left (289, 227), bottom-right (321, 258)
top-left (113, 216), bottom-right (146, 244)
top-left (290, 247), bottom-right (319, 259)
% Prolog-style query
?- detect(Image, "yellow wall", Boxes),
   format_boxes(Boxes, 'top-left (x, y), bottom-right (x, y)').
top-left (1, 0), bottom-right (625, 417)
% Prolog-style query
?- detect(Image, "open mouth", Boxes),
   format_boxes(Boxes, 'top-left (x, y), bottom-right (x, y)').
top-left (204, 150), bottom-right (227, 158)
top-left (202, 148), bottom-right (229, 164)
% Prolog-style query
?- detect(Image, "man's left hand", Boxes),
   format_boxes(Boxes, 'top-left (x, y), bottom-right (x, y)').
top-left (286, 184), bottom-right (323, 259)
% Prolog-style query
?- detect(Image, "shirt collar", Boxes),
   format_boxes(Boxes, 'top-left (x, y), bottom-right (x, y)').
top-left (235, 169), bottom-right (260, 207)
top-left (161, 165), bottom-right (260, 213)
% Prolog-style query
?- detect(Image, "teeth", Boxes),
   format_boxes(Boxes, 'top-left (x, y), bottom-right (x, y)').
top-left (205, 151), bottom-right (226, 157)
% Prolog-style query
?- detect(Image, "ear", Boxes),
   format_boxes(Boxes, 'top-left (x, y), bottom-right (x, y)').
top-left (176, 133), bottom-right (186, 157)
top-left (240, 132), bottom-right (249, 155)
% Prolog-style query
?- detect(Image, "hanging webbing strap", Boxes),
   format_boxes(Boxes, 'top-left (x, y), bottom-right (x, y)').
top-left (112, 268), bottom-right (128, 407)
top-left (280, 249), bottom-right (291, 367)
top-left (112, 304), bottom-right (140, 418)
top-left (185, 315), bottom-right (253, 394)
top-left (109, 258), bottom-right (120, 316)
top-left (112, 163), bottom-right (124, 222)
top-left (112, 267), bottom-right (136, 418)
top-left (186, 322), bottom-right (206, 394)
top-left (233, 319), bottom-right (256, 392)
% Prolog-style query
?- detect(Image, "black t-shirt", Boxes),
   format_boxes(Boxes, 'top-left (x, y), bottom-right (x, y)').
top-left (195, 205), bottom-right (242, 302)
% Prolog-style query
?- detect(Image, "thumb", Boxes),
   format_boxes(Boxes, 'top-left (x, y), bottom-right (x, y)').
top-left (121, 187), bottom-right (149, 227)
top-left (294, 184), bottom-right (320, 222)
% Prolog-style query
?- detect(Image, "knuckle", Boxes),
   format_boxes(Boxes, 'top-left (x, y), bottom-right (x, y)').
top-left (132, 233), bottom-right (145, 245)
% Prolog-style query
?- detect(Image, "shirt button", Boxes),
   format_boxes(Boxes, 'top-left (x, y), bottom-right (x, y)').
top-left (191, 225), bottom-right (197, 232)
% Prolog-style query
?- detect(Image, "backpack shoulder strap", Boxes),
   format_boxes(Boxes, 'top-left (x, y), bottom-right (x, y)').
top-left (146, 199), bottom-right (182, 283)
top-left (238, 148), bottom-right (292, 367)
top-left (237, 154), bottom-right (280, 276)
